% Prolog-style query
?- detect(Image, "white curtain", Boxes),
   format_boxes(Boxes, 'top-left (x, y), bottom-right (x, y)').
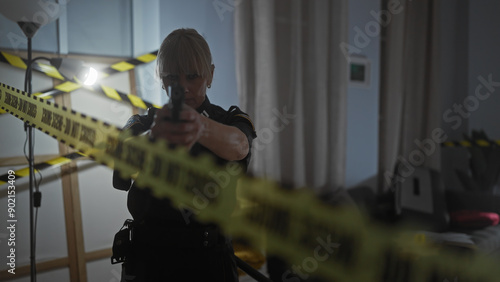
top-left (378, 0), bottom-right (441, 192)
top-left (234, 0), bottom-right (348, 194)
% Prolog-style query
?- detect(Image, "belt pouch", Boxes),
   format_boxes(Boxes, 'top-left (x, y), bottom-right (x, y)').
top-left (111, 219), bottom-right (134, 264)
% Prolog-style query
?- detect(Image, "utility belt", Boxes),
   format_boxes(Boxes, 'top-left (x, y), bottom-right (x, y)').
top-left (111, 219), bottom-right (227, 264)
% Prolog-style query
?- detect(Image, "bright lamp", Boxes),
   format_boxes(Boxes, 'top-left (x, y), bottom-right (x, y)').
top-left (0, 0), bottom-right (65, 38)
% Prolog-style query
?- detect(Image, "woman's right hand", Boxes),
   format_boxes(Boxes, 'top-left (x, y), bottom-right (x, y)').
top-left (150, 103), bottom-right (206, 149)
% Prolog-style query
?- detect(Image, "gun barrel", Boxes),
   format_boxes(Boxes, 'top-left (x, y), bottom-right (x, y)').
top-left (169, 82), bottom-right (184, 122)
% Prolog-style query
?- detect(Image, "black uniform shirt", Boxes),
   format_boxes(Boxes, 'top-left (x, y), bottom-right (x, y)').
top-left (117, 97), bottom-right (256, 226)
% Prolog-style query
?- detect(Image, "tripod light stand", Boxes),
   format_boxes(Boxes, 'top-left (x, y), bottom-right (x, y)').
top-left (0, 1), bottom-right (96, 280)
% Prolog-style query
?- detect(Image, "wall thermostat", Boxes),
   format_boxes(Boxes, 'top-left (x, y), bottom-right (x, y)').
top-left (348, 56), bottom-right (370, 88)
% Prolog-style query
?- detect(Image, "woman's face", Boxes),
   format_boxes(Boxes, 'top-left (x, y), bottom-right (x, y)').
top-left (162, 73), bottom-right (208, 109)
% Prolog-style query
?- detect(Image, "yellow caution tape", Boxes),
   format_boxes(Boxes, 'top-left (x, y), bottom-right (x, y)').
top-left (98, 50), bottom-right (158, 77)
top-left (1, 52), bottom-right (27, 69)
top-left (442, 139), bottom-right (500, 147)
top-left (0, 52), bottom-right (66, 80)
top-left (0, 83), bottom-right (161, 116)
top-left (459, 140), bottom-right (472, 147)
top-left (55, 81), bottom-right (81, 93)
top-left (101, 85), bottom-right (122, 101)
top-left (1, 82), bottom-right (499, 281)
top-left (442, 141), bottom-right (456, 147)
top-left (0, 152), bottom-right (86, 186)
top-left (127, 93), bottom-right (148, 109)
top-left (0, 50), bottom-right (161, 114)
top-left (136, 53), bottom-right (157, 63)
top-left (14, 167), bottom-right (32, 178)
top-left (44, 83), bottom-right (160, 110)
top-left (35, 62), bottom-right (66, 80)
top-left (0, 50), bottom-right (158, 80)
top-left (111, 61), bottom-right (136, 72)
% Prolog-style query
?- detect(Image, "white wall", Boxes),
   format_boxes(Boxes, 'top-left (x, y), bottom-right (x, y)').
top-left (344, 0), bottom-right (500, 191)
top-left (468, 0), bottom-right (500, 138)
top-left (0, 1), bottom-right (239, 281)
top-left (0, 61), bottom-right (134, 282)
top-left (0, 14), bottom-right (58, 53)
top-left (439, 0), bottom-right (470, 191)
top-left (155, 0), bottom-right (383, 190)
top-left (6, 0), bottom-right (471, 279)
top-left (159, 0), bottom-right (239, 110)
top-left (0, 59), bottom-right (131, 281)
top-left (0, 63), bottom-right (70, 280)
top-left (66, 0), bottom-right (132, 57)
top-left (440, 0), bottom-right (500, 191)
top-left (345, 0), bottom-right (381, 188)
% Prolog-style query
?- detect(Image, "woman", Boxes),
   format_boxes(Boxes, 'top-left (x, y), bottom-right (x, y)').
top-left (114, 28), bottom-right (256, 281)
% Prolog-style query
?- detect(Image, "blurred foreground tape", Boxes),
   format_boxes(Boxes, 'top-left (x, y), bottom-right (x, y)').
top-left (1, 82), bottom-right (499, 281)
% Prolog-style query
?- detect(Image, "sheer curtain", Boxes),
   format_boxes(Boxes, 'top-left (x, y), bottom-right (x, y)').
top-left (378, 0), bottom-right (441, 193)
top-left (234, 0), bottom-right (348, 194)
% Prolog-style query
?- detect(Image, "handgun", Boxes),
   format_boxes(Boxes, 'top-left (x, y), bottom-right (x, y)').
top-left (168, 81), bottom-right (184, 122)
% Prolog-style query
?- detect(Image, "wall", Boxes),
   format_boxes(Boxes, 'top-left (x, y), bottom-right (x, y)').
top-left (0, 1), bottom-right (136, 281)
top-left (468, 0), bottom-right (500, 138)
top-left (66, 0), bottom-right (132, 57)
top-left (344, 0), bottom-right (500, 192)
top-left (159, 0), bottom-right (239, 110)
top-left (156, 0), bottom-right (383, 190)
top-left (0, 61), bottom-right (131, 282)
top-left (5, 0), bottom-right (475, 280)
top-left (0, 1), bottom-right (239, 281)
top-left (0, 14), bottom-right (58, 53)
top-left (345, 0), bottom-right (381, 188)
top-left (440, 0), bottom-right (500, 191)
top-left (0, 63), bottom-right (72, 282)
top-left (439, 0), bottom-right (470, 191)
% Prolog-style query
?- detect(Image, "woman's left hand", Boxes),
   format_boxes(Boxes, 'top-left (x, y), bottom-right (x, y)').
top-left (150, 103), bottom-right (205, 149)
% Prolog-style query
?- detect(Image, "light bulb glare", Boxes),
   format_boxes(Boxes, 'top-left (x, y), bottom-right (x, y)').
top-left (83, 67), bottom-right (98, 85)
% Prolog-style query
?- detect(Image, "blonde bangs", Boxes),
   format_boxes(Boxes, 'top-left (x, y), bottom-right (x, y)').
top-left (157, 29), bottom-right (212, 79)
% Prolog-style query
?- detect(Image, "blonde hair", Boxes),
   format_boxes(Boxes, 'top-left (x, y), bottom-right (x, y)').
top-left (156, 28), bottom-right (213, 80)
